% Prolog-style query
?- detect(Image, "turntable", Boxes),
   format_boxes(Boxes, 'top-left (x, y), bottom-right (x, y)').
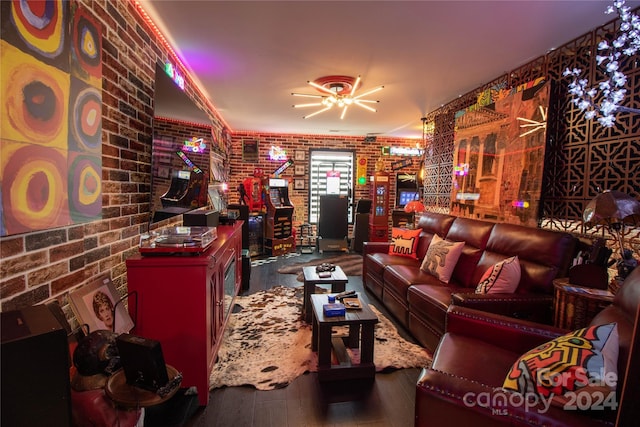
top-left (139, 226), bottom-right (217, 255)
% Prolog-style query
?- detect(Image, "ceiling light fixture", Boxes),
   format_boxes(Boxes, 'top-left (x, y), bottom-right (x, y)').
top-left (292, 75), bottom-right (383, 119)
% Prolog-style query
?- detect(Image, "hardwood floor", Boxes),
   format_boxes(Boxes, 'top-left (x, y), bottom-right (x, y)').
top-left (184, 251), bottom-right (424, 427)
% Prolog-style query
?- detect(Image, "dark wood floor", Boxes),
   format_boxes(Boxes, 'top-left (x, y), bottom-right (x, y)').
top-left (184, 250), bottom-right (424, 427)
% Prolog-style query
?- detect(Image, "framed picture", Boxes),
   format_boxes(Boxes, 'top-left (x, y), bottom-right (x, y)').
top-left (294, 164), bottom-right (305, 176)
top-left (70, 275), bottom-right (134, 334)
top-left (294, 151), bottom-right (305, 161)
top-left (157, 166), bottom-right (170, 179)
top-left (294, 179), bottom-right (305, 190)
top-left (242, 140), bottom-right (259, 162)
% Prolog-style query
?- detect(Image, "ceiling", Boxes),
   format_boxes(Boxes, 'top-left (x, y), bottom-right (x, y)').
top-left (141, 0), bottom-right (637, 140)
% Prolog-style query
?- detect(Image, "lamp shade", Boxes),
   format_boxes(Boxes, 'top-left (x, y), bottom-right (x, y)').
top-left (583, 190), bottom-right (640, 227)
top-left (404, 200), bottom-right (425, 214)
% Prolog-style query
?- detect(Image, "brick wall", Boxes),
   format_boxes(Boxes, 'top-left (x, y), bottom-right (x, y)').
top-left (0, 1), bottom-right (226, 325)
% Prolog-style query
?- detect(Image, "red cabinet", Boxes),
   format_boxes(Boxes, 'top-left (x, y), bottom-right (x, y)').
top-left (125, 223), bottom-right (242, 406)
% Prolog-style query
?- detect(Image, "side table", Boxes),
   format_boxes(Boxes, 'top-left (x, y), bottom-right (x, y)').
top-left (302, 265), bottom-right (348, 323)
top-left (310, 293), bottom-right (378, 382)
top-left (105, 365), bottom-right (181, 408)
top-left (553, 278), bottom-right (614, 330)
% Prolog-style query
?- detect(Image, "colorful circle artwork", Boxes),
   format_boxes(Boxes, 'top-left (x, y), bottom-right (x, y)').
top-left (2, 145), bottom-right (68, 234)
top-left (5, 62), bottom-right (65, 143)
top-left (71, 87), bottom-right (101, 151)
top-left (10, 0), bottom-right (65, 58)
top-left (72, 7), bottom-right (101, 79)
top-left (68, 155), bottom-right (102, 221)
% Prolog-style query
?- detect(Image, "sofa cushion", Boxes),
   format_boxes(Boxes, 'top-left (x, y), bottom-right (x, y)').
top-left (483, 223), bottom-right (576, 294)
top-left (389, 227), bottom-right (422, 259)
top-left (365, 252), bottom-right (418, 277)
top-left (420, 234), bottom-right (464, 283)
top-left (503, 323), bottom-right (619, 403)
top-left (475, 256), bottom-right (521, 294)
top-left (408, 284), bottom-right (465, 331)
top-left (445, 217), bottom-right (494, 287)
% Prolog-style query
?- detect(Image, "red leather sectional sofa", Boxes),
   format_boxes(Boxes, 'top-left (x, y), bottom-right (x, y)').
top-left (362, 212), bottom-right (577, 352)
top-left (415, 264), bottom-right (640, 426)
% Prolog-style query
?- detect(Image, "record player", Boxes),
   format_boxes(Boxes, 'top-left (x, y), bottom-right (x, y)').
top-left (139, 226), bottom-right (217, 255)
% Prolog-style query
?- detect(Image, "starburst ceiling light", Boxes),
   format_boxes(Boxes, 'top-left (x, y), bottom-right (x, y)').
top-left (563, 0), bottom-right (640, 127)
top-left (292, 75), bottom-right (384, 119)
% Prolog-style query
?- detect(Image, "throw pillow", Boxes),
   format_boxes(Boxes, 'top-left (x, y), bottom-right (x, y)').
top-left (419, 234), bottom-right (464, 283)
top-left (388, 227), bottom-right (422, 259)
top-left (503, 323), bottom-right (619, 407)
top-left (475, 256), bottom-right (521, 294)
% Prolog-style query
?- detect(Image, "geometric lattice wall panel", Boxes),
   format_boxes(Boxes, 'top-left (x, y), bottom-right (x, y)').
top-left (541, 199), bottom-right (588, 233)
top-left (421, 111), bottom-right (455, 213)
top-left (588, 139), bottom-right (640, 197)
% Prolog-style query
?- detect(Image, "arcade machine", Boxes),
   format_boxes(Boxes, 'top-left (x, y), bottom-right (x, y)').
top-left (369, 171), bottom-right (391, 241)
top-left (393, 172), bottom-right (421, 227)
top-left (263, 177), bottom-right (295, 256)
top-left (154, 169), bottom-right (208, 221)
top-left (240, 170), bottom-right (266, 256)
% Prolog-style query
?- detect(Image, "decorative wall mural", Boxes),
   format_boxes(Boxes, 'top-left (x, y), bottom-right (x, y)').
top-left (1, 1), bottom-right (102, 236)
top-left (450, 81), bottom-right (550, 227)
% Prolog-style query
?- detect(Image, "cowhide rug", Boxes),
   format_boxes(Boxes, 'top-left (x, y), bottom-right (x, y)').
top-left (209, 286), bottom-right (432, 391)
top-left (277, 254), bottom-right (364, 281)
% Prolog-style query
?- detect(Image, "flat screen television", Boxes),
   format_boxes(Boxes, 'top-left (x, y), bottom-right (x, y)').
top-left (398, 190), bottom-right (420, 208)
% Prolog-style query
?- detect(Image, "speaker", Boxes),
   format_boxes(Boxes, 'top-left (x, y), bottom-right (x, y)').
top-left (1, 305), bottom-right (71, 427)
top-left (355, 199), bottom-right (372, 214)
top-left (116, 334), bottom-right (169, 391)
top-left (352, 213), bottom-right (370, 253)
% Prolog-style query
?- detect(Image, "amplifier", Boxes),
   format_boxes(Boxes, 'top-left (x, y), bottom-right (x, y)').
top-left (116, 334), bottom-right (169, 391)
top-left (183, 209), bottom-right (219, 227)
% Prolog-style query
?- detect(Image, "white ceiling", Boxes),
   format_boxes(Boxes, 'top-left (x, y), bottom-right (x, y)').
top-left (141, 0), bottom-right (637, 140)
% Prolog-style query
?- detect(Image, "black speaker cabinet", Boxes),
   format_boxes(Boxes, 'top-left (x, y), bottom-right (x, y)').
top-left (352, 213), bottom-right (370, 253)
top-left (183, 208), bottom-right (219, 227)
top-left (1, 305), bottom-right (71, 427)
top-left (116, 333), bottom-right (169, 391)
top-left (355, 199), bottom-right (372, 214)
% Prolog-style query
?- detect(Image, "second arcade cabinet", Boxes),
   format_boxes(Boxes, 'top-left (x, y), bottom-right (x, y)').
top-left (263, 178), bottom-right (295, 256)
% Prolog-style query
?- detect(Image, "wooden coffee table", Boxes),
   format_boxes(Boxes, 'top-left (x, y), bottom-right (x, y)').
top-left (302, 265), bottom-right (348, 323)
top-left (310, 293), bottom-right (379, 381)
